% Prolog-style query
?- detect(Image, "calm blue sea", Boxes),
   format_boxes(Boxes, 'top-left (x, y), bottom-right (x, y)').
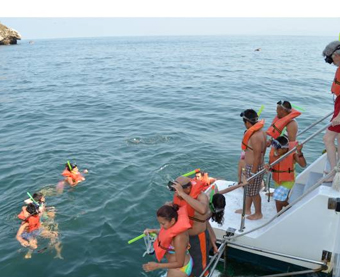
top-left (0, 35), bottom-right (336, 277)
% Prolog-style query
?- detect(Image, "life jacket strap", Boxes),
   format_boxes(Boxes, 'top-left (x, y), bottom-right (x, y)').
top-left (271, 168), bottom-right (293, 173)
top-left (272, 123), bottom-right (282, 134)
top-left (188, 216), bottom-right (206, 223)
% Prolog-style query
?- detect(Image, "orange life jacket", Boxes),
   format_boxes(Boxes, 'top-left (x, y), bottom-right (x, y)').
top-left (173, 179), bottom-right (205, 226)
top-left (153, 206), bottom-right (191, 262)
top-left (266, 110), bottom-right (301, 139)
top-left (62, 169), bottom-right (84, 183)
top-left (18, 209), bottom-right (28, 220)
top-left (269, 142), bottom-right (297, 184)
top-left (201, 173), bottom-right (216, 191)
top-left (241, 119), bottom-right (265, 151)
top-left (26, 215), bottom-right (41, 232)
top-left (332, 67), bottom-right (340, 97)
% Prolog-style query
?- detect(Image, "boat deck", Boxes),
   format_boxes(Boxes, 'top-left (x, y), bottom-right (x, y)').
top-left (210, 180), bottom-right (277, 240)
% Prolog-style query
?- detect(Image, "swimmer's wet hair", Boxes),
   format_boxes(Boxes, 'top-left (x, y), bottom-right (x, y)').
top-left (26, 203), bottom-right (39, 215)
top-left (33, 192), bottom-right (44, 203)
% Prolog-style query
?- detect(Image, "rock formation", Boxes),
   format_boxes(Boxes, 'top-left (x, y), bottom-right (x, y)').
top-left (0, 22), bottom-right (21, 45)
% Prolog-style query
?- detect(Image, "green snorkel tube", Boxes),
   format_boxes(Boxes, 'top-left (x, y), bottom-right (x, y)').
top-left (208, 185), bottom-right (216, 212)
top-left (257, 105), bottom-right (265, 117)
top-left (27, 192), bottom-right (40, 206)
top-left (128, 233), bottom-right (157, 244)
top-left (291, 104), bottom-right (305, 112)
top-left (182, 168), bottom-right (200, 177)
top-left (67, 161), bottom-right (73, 171)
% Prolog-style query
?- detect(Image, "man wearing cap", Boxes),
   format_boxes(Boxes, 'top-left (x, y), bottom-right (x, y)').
top-left (236, 109), bottom-right (267, 220)
top-left (172, 176), bottom-right (210, 277)
top-left (322, 41), bottom-right (340, 181)
top-left (266, 100), bottom-right (301, 142)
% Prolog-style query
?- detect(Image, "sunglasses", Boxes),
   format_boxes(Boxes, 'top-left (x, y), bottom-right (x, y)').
top-left (271, 139), bottom-right (289, 149)
top-left (167, 180), bottom-right (191, 191)
top-left (325, 45), bottom-right (340, 64)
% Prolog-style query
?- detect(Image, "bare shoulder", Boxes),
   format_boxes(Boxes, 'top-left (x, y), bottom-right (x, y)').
top-left (197, 192), bottom-right (209, 203)
top-left (252, 130), bottom-right (266, 141)
top-left (287, 120), bottom-right (298, 128)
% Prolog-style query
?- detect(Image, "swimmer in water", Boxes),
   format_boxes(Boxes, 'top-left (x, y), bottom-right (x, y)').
top-left (17, 193), bottom-right (62, 259)
top-left (61, 162), bottom-right (88, 187)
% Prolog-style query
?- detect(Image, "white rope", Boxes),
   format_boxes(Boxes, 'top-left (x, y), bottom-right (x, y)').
top-left (142, 233), bottom-right (156, 257)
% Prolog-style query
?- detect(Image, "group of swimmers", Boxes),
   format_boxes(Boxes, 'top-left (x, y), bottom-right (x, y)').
top-left (140, 99), bottom-right (310, 277)
top-left (15, 162), bottom-right (87, 259)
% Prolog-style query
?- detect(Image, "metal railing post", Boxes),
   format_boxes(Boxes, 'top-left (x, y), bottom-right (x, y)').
top-left (237, 122), bottom-right (331, 233)
top-left (297, 111), bottom-right (333, 137)
top-left (239, 187), bottom-right (247, 232)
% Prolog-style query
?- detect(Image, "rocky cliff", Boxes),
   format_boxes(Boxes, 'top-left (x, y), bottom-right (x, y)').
top-left (0, 22), bottom-right (21, 45)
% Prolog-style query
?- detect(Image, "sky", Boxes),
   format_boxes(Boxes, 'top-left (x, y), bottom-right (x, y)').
top-left (1, 18), bottom-right (340, 40)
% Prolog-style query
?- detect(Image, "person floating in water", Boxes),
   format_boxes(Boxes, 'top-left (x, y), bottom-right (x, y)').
top-left (61, 161), bottom-right (88, 187)
top-left (17, 193), bottom-right (62, 259)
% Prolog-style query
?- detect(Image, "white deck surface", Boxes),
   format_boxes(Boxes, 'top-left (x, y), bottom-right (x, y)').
top-left (209, 180), bottom-right (277, 240)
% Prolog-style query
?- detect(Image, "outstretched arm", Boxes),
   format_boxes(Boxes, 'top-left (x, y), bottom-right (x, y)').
top-left (218, 183), bottom-right (243, 195)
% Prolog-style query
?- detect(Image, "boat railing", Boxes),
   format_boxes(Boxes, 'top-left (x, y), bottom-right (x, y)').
top-left (297, 111), bottom-right (333, 137)
top-left (200, 168), bottom-right (336, 277)
top-left (238, 120), bottom-right (332, 232)
top-left (200, 113), bottom-right (336, 277)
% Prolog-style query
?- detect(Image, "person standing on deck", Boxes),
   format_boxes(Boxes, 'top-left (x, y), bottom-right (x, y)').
top-left (264, 136), bottom-right (307, 212)
top-left (322, 41), bottom-right (340, 181)
top-left (266, 100), bottom-right (301, 143)
top-left (172, 176), bottom-right (210, 277)
top-left (235, 109), bottom-right (267, 220)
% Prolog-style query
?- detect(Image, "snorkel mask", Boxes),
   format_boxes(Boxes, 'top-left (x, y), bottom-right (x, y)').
top-left (271, 139), bottom-right (289, 149)
top-left (277, 100), bottom-right (292, 112)
top-left (167, 180), bottom-right (191, 191)
top-left (240, 111), bottom-right (258, 124)
top-left (325, 45), bottom-right (340, 64)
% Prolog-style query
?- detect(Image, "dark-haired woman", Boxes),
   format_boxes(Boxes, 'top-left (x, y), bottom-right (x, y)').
top-left (206, 190), bottom-right (226, 253)
top-left (143, 204), bottom-right (193, 277)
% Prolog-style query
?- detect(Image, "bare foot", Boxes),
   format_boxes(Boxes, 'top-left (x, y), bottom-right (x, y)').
top-left (235, 209), bottom-right (251, 215)
top-left (24, 249), bottom-right (33, 259)
top-left (247, 213), bottom-right (263, 220)
top-left (54, 242), bottom-right (64, 259)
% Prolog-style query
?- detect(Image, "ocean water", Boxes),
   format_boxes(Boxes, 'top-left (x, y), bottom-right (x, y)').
top-left (0, 35), bottom-right (337, 277)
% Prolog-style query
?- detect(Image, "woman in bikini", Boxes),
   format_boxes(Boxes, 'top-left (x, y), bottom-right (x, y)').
top-left (143, 204), bottom-right (193, 277)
